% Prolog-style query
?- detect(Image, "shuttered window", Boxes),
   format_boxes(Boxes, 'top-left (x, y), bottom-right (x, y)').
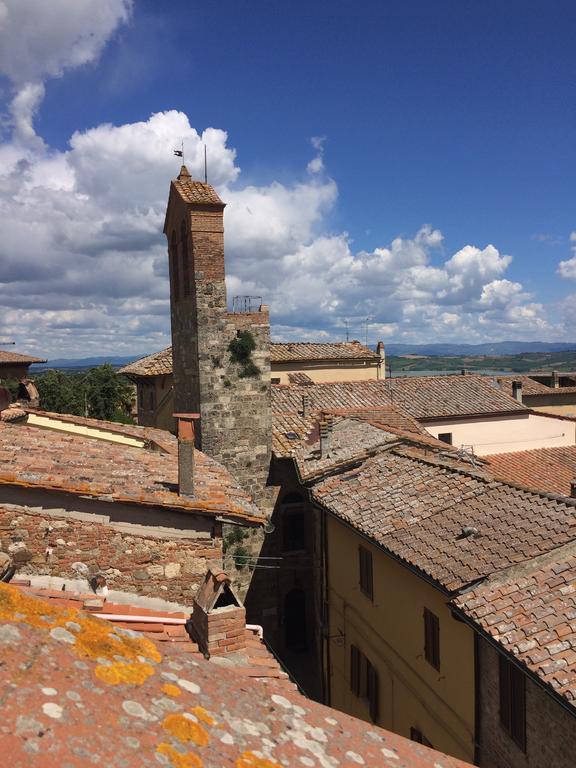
top-left (350, 644), bottom-right (379, 723)
top-left (424, 608), bottom-right (440, 670)
top-left (359, 546), bottom-right (373, 600)
top-left (499, 654), bottom-right (526, 751)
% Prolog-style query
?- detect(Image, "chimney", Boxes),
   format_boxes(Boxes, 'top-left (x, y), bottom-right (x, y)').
top-left (571, 479), bottom-right (576, 499)
top-left (302, 394), bottom-right (310, 419)
top-left (320, 415), bottom-right (334, 458)
top-left (496, 378), bottom-right (503, 389)
top-left (511, 380), bottom-right (523, 403)
top-left (376, 341), bottom-right (386, 380)
top-left (188, 570), bottom-right (246, 657)
top-left (553, 370), bottom-right (560, 389)
top-left (174, 413), bottom-right (200, 497)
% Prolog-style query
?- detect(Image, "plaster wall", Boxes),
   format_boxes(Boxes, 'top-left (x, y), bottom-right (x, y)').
top-left (325, 515), bottom-right (475, 763)
top-left (424, 412), bottom-right (576, 455)
top-left (272, 361), bottom-right (380, 384)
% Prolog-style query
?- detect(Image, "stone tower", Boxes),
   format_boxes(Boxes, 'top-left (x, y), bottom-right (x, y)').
top-left (163, 166), bottom-right (272, 513)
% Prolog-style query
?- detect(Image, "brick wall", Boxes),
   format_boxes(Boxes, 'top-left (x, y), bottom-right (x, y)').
top-left (167, 191), bottom-right (272, 514)
top-left (478, 637), bottom-right (576, 767)
top-left (190, 603), bottom-right (247, 657)
top-left (0, 502), bottom-right (223, 605)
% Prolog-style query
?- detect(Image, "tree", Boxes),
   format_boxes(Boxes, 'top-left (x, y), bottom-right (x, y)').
top-left (35, 370), bottom-right (84, 415)
top-left (84, 365), bottom-right (133, 422)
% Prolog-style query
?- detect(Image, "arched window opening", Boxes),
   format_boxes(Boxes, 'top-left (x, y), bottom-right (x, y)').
top-left (180, 220), bottom-right (191, 297)
top-left (282, 492), bottom-right (305, 552)
top-left (170, 230), bottom-right (180, 301)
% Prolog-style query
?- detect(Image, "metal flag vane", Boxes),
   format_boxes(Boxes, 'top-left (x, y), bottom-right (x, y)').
top-left (173, 140), bottom-right (184, 162)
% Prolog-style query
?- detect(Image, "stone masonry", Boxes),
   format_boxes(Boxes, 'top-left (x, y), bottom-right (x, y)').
top-left (0, 503), bottom-right (223, 605)
top-left (164, 167), bottom-right (273, 514)
top-left (477, 638), bottom-right (576, 768)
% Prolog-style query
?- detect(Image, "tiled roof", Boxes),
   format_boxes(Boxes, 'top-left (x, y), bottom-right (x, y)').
top-left (271, 341), bottom-right (380, 362)
top-left (312, 446), bottom-right (576, 592)
top-left (173, 166), bottom-right (225, 206)
top-left (454, 542), bottom-right (576, 704)
top-left (0, 582), bottom-right (473, 767)
top-left (9, 578), bottom-right (292, 687)
top-left (0, 416), bottom-right (260, 522)
top-left (120, 342), bottom-right (379, 378)
top-left (492, 375), bottom-right (551, 396)
top-left (272, 375), bottom-right (527, 420)
top-left (485, 445), bottom-right (576, 497)
top-left (0, 349), bottom-right (46, 365)
top-left (119, 347), bottom-right (173, 377)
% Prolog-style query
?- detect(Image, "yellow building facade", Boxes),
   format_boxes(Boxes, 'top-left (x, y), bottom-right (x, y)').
top-left (324, 515), bottom-right (476, 763)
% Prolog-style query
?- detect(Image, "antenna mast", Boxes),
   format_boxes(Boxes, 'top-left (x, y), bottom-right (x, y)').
top-left (204, 144), bottom-right (208, 183)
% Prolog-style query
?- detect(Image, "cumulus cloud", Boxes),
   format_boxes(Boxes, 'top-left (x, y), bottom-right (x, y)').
top-left (0, 1), bottom-right (560, 357)
top-left (558, 232), bottom-right (576, 280)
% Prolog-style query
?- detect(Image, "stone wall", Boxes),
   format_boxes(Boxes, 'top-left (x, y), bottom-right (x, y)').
top-left (478, 637), bottom-right (576, 768)
top-left (0, 502), bottom-right (223, 605)
top-left (167, 192), bottom-right (273, 514)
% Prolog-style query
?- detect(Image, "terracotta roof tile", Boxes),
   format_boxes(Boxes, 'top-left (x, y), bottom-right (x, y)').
top-left (272, 375), bottom-right (527, 420)
top-left (271, 341), bottom-right (380, 362)
top-left (0, 582), bottom-right (473, 767)
top-left (173, 166), bottom-right (225, 206)
top-left (119, 347), bottom-right (173, 377)
top-left (454, 542), bottom-right (576, 704)
top-left (0, 349), bottom-right (46, 365)
top-left (485, 445), bottom-right (576, 497)
top-left (0, 415), bottom-right (260, 522)
top-left (492, 375), bottom-right (552, 396)
top-left (312, 446), bottom-right (576, 591)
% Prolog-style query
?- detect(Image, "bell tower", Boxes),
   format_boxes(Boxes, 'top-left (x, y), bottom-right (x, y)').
top-left (164, 166), bottom-right (272, 512)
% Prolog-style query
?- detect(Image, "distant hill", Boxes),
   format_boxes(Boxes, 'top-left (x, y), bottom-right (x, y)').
top-left (384, 341), bottom-right (576, 356)
top-left (31, 355), bottom-right (138, 371)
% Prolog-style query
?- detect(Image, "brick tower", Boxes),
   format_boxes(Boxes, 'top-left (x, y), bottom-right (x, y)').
top-left (163, 166), bottom-right (272, 513)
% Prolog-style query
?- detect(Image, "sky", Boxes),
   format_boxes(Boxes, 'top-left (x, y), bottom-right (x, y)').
top-left (1, 0), bottom-right (576, 359)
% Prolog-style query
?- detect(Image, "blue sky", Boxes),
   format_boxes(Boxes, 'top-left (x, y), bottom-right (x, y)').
top-left (1, 0), bottom-right (576, 357)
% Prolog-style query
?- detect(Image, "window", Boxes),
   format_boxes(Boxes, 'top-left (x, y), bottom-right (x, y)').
top-left (359, 546), bottom-right (373, 600)
top-left (438, 432), bottom-right (453, 445)
top-left (499, 654), bottom-right (526, 751)
top-left (180, 220), bottom-right (191, 297)
top-left (148, 387), bottom-right (155, 411)
top-left (410, 728), bottom-right (433, 748)
top-left (282, 492), bottom-right (305, 552)
top-left (170, 231), bottom-right (180, 300)
top-left (271, 377), bottom-right (281, 384)
top-left (423, 608), bottom-right (440, 670)
top-left (350, 645), bottom-right (379, 722)
top-left (138, 387), bottom-right (144, 410)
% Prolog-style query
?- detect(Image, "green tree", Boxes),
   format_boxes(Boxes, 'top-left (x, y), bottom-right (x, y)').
top-left (35, 370), bottom-right (84, 415)
top-left (83, 365), bottom-right (133, 422)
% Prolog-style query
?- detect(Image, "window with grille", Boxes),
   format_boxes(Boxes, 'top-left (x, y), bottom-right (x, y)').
top-left (359, 545), bottom-right (373, 601)
top-left (423, 608), bottom-right (440, 670)
top-left (499, 654), bottom-right (526, 751)
top-left (350, 644), bottom-right (379, 723)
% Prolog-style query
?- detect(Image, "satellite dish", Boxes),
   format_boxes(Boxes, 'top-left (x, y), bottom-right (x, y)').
top-left (0, 387), bottom-right (12, 412)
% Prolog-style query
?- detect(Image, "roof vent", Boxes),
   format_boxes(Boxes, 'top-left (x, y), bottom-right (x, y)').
top-left (457, 525), bottom-right (479, 540)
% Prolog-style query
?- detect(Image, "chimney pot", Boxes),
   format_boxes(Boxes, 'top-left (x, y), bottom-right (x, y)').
top-left (174, 413), bottom-right (200, 497)
top-left (320, 415), bottom-right (334, 459)
top-left (511, 380), bottom-right (523, 403)
top-left (376, 341), bottom-right (386, 380)
top-left (302, 394), bottom-right (310, 419)
top-left (553, 370), bottom-right (560, 389)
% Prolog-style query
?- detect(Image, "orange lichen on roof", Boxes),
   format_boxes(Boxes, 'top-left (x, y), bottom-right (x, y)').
top-left (0, 582), bottom-right (475, 767)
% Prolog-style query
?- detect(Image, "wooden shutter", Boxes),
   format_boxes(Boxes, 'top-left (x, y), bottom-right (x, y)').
top-left (350, 645), bottom-right (360, 695)
top-left (424, 609), bottom-right (440, 670)
top-left (359, 546), bottom-right (373, 600)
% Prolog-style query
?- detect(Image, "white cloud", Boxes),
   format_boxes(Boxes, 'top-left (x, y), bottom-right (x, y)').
top-left (558, 232), bottom-right (576, 280)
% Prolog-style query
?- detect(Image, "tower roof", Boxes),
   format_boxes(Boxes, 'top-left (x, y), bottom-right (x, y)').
top-left (172, 165), bottom-right (224, 206)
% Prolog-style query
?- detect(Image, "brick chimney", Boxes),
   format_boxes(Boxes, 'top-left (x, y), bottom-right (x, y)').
top-left (512, 380), bottom-right (523, 403)
top-left (320, 414), bottom-right (334, 458)
top-left (174, 413), bottom-right (200, 497)
top-left (376, 341), bottom-right (386, 380)
top-left (302, 394), bottom-right (310, 419)
top-left (188, 569), bottom-right (246, 658)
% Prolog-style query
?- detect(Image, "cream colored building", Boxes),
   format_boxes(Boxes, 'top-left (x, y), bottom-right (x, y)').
top-left (120, 341), bottom-right (385, 431)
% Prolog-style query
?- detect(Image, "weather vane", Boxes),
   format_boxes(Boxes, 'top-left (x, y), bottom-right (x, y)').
top-left (173, 140), bottom-right (184, 163)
